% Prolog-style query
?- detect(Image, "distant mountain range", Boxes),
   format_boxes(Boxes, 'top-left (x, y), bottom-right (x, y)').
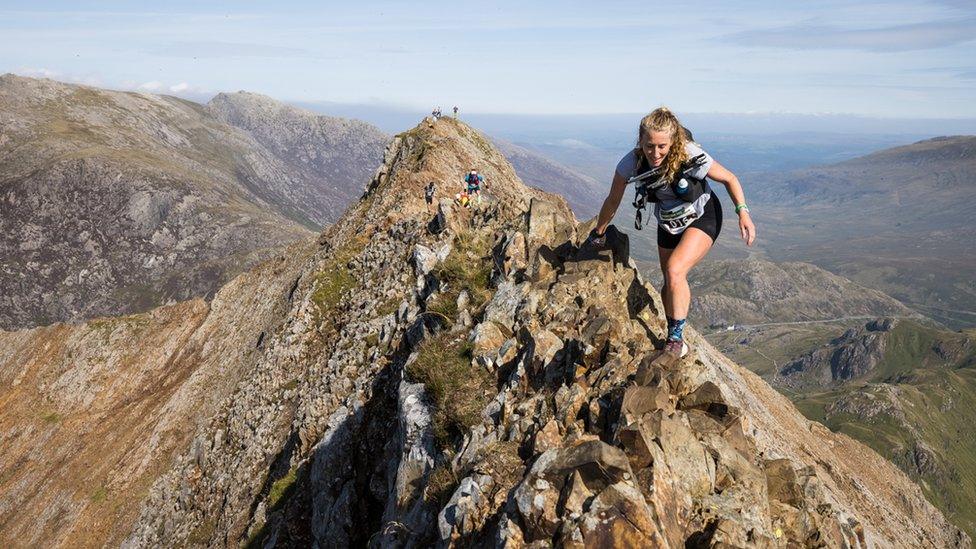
top-left (0, 75), bottom-right (388, 329)
top-left (747, 135), bottom-right (976, 328)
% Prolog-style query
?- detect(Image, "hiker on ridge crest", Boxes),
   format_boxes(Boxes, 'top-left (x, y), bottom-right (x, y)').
top-left (587, 107), bottom-right (756, 358)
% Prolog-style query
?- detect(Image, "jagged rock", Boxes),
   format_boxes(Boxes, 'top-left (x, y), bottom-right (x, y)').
top-left (532, 419), bottom-right (563, 455)
top-left (471, 321), bottom-right (507, 368)
top-left (483, 281), bottom-right (531, 331)
top-left (413, 244), bottom-right (439, 277)
top-left (438, 474), bottom-right (491, 541)
top-left (572, 482), bottom-right (666, 548)
top-left (764, 458), bottom-right (804, 508)
top-left (657, 413), bottom-right (715, 498)
top-left (499, 231), bottom-right (528, 277)
top-left (378, 380), bottom-right (436, 539)
top-left (678, 381), bottom-right (730, 418)
top-left (435, 198), bottom-right (455, 234)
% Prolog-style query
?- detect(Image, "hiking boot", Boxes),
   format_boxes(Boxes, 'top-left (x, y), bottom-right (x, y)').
top-left (663, 338), bottom-right (689, 358)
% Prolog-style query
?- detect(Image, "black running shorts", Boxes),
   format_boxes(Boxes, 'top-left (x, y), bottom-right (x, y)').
top-left (657, 194), bottom-right (723, 249)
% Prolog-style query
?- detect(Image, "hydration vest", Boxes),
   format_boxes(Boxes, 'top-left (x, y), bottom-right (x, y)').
top-left (631, 153), bottom-right (710, 230)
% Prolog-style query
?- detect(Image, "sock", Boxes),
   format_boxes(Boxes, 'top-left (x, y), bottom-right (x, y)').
top-left (666, 316), bottom-right (675, 333)
top-left (668, 318), bottom-right (686, 341)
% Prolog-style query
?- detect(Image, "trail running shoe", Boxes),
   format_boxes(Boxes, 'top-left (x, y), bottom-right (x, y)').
top-left (664, 338), bottom-right (689, 358)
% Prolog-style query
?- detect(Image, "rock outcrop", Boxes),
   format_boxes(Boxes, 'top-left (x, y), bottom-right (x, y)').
top-left (0, 117), bottom-right (967, 547)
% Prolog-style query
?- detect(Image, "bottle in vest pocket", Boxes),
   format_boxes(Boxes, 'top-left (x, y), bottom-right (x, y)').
top-left (675, 178), bottom-right (689, 197)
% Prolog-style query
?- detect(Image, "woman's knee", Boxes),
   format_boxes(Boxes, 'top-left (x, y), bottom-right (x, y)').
top-left (665, 262), bottom-right (689, 283)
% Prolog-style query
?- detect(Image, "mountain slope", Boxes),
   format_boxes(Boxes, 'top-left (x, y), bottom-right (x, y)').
top-left (784, 319), bottom-right (976, 536)
top-left (206, 91), bottom-right (388, 227)
top-left (492, 138), bottom-right (606, 218)
top-left (0, 75), bottom-right (387, 330)
top-left (689, 259), bottom-right (917, 329)
top-left (0, 118), bottom-right (964, 547)
top-left (746, 135), bottom-right (976, 327)
top-left (691, 258), bottom-right (976, 536)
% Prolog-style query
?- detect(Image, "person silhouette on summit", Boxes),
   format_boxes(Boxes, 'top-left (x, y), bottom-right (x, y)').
top-left (587, 107), bottom-right (756, 358)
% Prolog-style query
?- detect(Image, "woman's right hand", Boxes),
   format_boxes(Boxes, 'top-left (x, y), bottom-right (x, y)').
top-left (585, 227), bottom-right (607, 247)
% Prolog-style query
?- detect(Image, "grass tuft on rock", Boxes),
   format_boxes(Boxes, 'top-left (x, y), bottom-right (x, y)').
top-left (425, 462), bottom-right (459, 505)
top-left (426, 232), bottom-right (493, 325)
top-left (406, 333), bottom-right (493, 448)
top-left (310, 235), bottom-right (367, 331)
top-left (266, 466), bottom-right (298, 511)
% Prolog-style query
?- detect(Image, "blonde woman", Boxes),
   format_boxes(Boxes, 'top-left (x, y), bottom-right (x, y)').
top-left (588, 107), bottom-right (756, 357)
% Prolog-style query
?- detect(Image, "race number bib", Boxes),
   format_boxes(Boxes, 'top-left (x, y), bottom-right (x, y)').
top-left (659, 203), bottom-right (699, 235)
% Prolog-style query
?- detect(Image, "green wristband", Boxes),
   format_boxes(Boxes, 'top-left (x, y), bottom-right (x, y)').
top-left (735, 203), bottom-right (750, 214)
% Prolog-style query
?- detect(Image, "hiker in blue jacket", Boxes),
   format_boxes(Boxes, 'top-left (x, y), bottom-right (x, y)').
top-left (464, 169), bottom-right (486, 205)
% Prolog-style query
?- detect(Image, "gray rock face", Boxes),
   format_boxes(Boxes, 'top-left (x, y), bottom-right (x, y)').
top-left (776, 318), bottom-right (894, 389)
top-left (0, 74), bottom-right (388, 329)
top-left (206, 91), bottom-right (389, 227)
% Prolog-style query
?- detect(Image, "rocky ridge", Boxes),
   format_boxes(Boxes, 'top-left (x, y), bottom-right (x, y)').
top-left (115, 118), bottom-right (966, 547)
top-left (0, 117), bottom-right (965, 547)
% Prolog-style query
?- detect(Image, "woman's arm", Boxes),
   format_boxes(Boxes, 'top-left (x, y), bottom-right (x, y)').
top-left (595, 171), bottom-right (629, 235)
top-left (707, 160), bottom-right (756, 246)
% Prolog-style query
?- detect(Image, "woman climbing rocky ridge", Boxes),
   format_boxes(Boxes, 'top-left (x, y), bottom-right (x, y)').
top-left (122, 119), bottom-right (966, 548)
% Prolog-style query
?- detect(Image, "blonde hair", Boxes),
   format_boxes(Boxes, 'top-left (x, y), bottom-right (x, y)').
top-left (636, 107), bottom-right (688, 183)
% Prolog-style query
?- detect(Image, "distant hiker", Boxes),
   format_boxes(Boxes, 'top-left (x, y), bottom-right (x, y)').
top-left (453, 105), bottom-right (459, 119)
top-left (587, 107), bottom-right (756, 358)
top-left (424, 181), bottom-right (436, 210)
top-left (464, 169), bottom-right (485, 205)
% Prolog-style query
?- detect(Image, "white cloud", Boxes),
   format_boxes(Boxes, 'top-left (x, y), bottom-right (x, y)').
top-left (15, 67), bottom-right (59, 78)
top-left (169, 82), bottom-right (190, 92)
top-left (138, 81), bottom-right (163, 91)
top-left (728, 17), bottom-right (976, 52)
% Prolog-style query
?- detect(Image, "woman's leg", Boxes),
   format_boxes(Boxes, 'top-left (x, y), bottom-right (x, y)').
top-left (658, 246), bottom-right (674, 319)
top-left (663, 227), bottom-right (713, 321)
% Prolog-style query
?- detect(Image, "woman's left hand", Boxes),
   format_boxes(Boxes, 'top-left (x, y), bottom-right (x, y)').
top-left (739, 211), bottom-right (756, 246)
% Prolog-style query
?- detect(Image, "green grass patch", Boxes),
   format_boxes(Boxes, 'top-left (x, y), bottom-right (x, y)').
top-left (281, 379), bottom-right (299, 391)
top-left (310, 235), bottom-right (367, 329)
top-left (376, 295), bottom-right (401, 318)
top-left (267, 466), bottom-right (298, 512)
top-left (41, 412), bottom-right (61, 424)
top-left (89, 486), bottom-right (107, 503)
top-left (427, 232), bottom-right (493, 326)
top-left (187, 517), bottom-right (217, 546)
top-left (406, 333), bottom-right (493, 448)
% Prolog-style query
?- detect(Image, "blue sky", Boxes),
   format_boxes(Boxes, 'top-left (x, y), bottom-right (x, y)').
top-left (2, 0), bottom-right (975, 117)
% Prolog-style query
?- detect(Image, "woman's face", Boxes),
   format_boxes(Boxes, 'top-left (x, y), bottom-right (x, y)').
top-left (641, 129), bottom-right (672, 167)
